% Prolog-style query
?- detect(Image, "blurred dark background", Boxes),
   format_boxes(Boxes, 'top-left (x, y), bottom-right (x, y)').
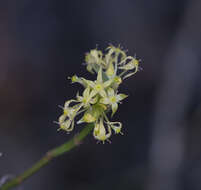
top-left (1, 0), bottom-right (201, 190)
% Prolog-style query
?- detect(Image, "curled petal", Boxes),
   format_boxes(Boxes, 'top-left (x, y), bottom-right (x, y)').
top-left (118, 56), bottom-right (133, 65)
top-left (119, 59), bottom-right (137, 70)
top-left (123, 71), bottom-right (137, 80)
top-left (108, 121), bottom-right (122, 134)
top-left (64, 100), bottom-right (78, 111)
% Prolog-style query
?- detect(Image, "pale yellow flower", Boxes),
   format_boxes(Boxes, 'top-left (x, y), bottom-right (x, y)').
top-left (100, 88), bottom-right (127, 116)
top-left (83, 67), bottom-right (113, 98)
top-left (93, 117), bottom-right (111, 142)
top-left (57, 45), bottom-right (140, 143)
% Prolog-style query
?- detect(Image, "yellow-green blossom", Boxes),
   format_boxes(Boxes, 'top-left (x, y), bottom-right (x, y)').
top-left (85, 49), bottom-right (106, 73)
top-left (119, 56), bottom-right (140, 79)
top-left (83, 67), bottom-right (113, 98)
top-left (100, 88), bottom-right (127, 116)
top-left (76, 87), bottom-right (97, 107)
top-left (57, 44), bottom-right (140, 143)
top-left (93, 117), bottom-right (111, 143)
top-left (58, 100), bottom-right (82, 132)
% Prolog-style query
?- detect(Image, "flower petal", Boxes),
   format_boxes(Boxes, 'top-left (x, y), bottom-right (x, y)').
top-left (116, 94), bottom-right (128, 102)
top-left (60, 119), bottom-right (73, 132)
top-left (106, 63), bottom-right (115, 77)
top-left (93, 118), bottom-right (111, 142)
top-left (90, 89), bottom-right (98, 98)
top-left (83, 87), bottom-right (90, 97)
top-left (103, 79), bottom-right (113, 88)
top-left (97, 67), bottom-right (103, 83)
top-left (99, 89), bottom-right (107, 98)
top-left (107, 88), bottom-right (115, 97)
top-left (111, 103), bottom-right (118, 116)
top-left (100, 97), bottom-right (110, 105)
top-left (82, 78), bottom-right (95, 88)
top-left (108, 121), bottom-right (122, 134)
top-left (122, 71), bottom-right (137, 80)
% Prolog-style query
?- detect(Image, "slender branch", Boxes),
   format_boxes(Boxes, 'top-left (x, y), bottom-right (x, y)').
top-left (0, 124), bottom-right (94, 190)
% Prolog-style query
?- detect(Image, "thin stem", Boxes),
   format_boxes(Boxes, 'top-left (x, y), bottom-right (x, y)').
top-left (0, 124), bottom-right (94, 190)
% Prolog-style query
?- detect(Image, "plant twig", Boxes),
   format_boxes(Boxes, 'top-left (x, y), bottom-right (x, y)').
top-left (0, 124), bottom-right (93, 190)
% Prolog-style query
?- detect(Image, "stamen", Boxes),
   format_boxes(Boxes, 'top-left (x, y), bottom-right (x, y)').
top-left (58, 105), bottom-right (63, 109)
top-left (53, 121), bottom-right (59, 125)
top-left (106, 139), bottom-right (111, 144)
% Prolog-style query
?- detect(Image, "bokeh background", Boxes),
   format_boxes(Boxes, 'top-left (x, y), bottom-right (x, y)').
top-left (1, 0), bottom-right (201, 190)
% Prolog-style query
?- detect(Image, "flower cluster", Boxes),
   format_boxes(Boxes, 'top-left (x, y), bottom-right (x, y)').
top-left (57, 45), bottom-right (140, 143)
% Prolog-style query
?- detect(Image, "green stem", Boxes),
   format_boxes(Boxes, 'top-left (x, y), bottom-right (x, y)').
top-left (0, 124), bottom-right (94, 190)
